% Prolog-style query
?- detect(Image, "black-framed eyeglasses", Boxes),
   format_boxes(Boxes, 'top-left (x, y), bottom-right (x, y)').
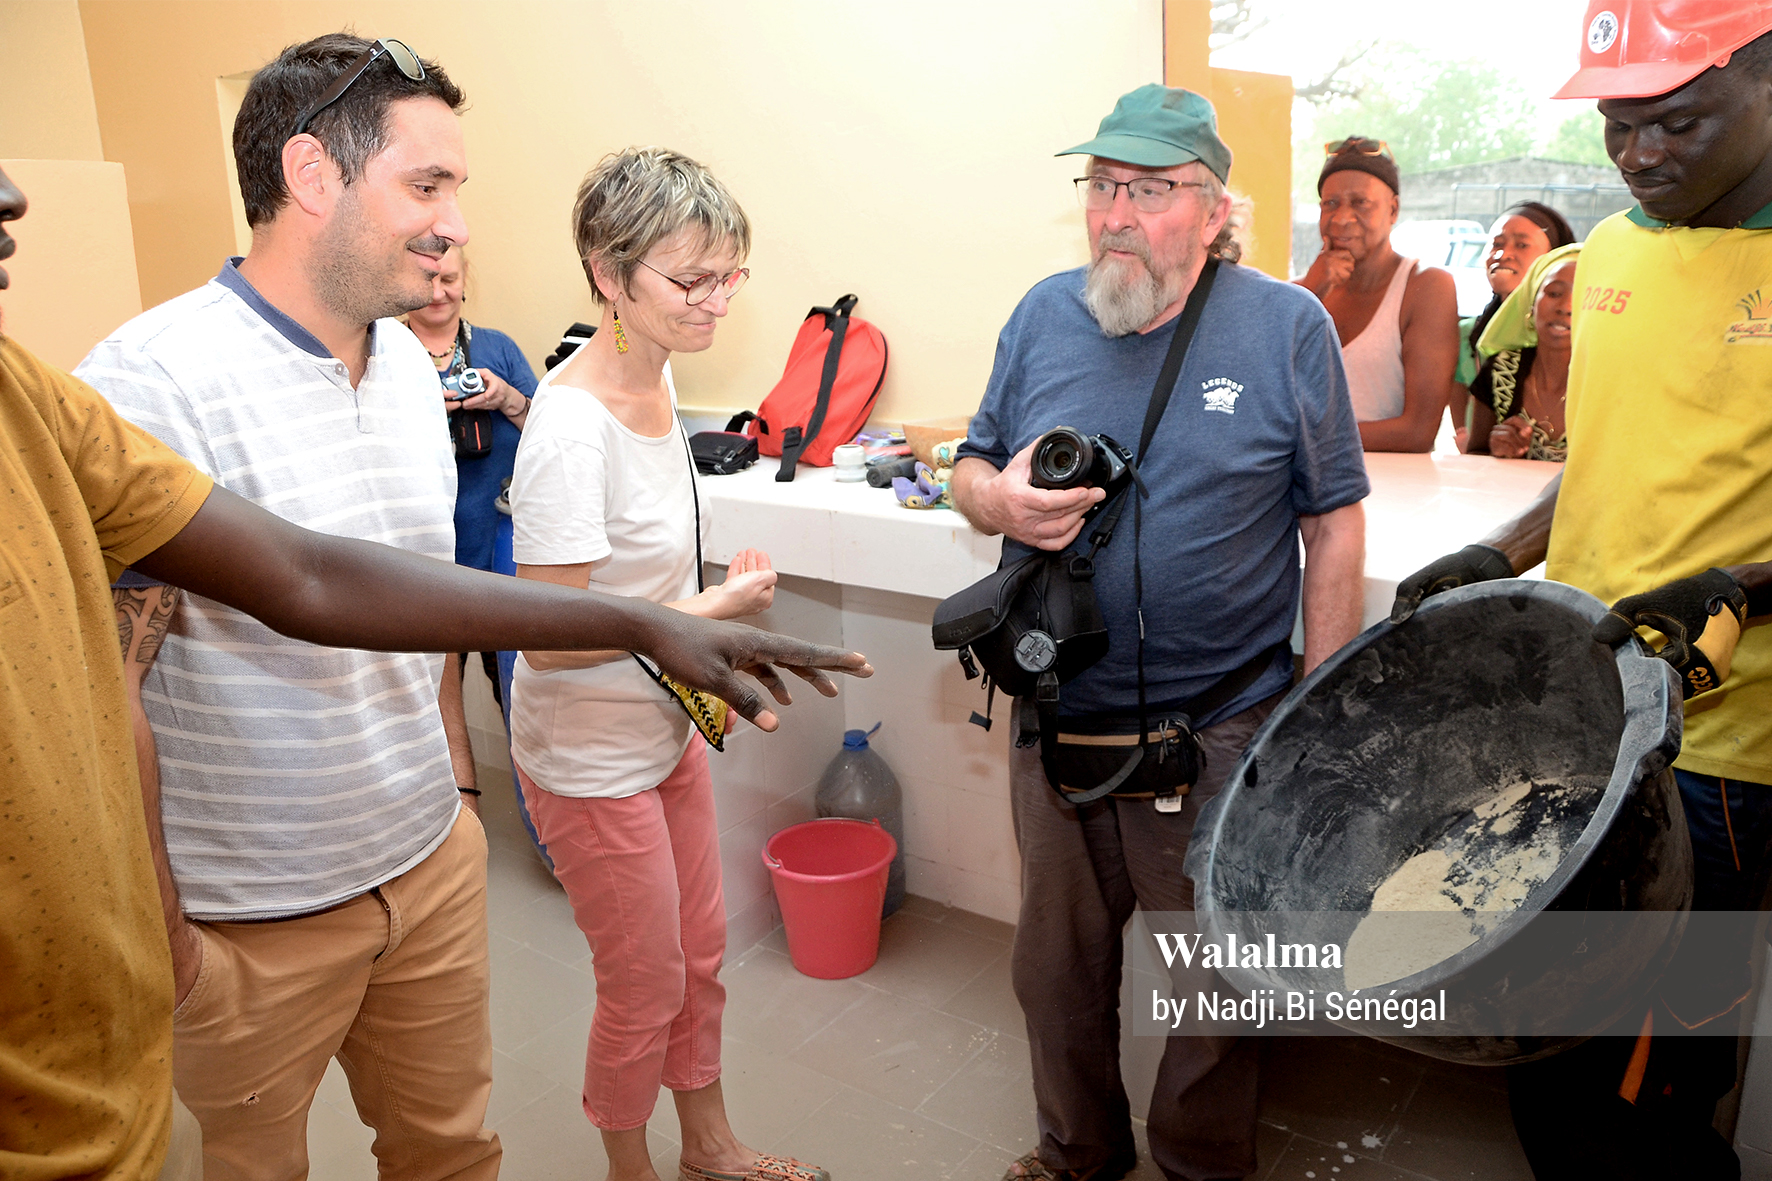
top-left (1074, 175), bottom-right (1210, 213)
top-left (1324, 137), bottom-right (1392, 159)
top-left (637, 259), bottom-right (750, 306)
top-left (292, 39), bottom-right (425, 137)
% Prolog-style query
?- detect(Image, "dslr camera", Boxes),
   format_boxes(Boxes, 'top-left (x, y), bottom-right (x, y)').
top-left (1028, 427), bottom-right (1133, 502)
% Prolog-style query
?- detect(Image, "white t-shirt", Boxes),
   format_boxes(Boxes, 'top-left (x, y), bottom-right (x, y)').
top-left (508, 364), bottom-right (709, 798)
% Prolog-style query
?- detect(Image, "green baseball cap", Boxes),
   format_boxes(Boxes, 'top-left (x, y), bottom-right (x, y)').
top-left (1057, 84), bottom-right (1232, 183)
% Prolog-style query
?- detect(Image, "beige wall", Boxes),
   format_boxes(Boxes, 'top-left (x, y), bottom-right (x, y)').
top-left (0, 0), bottom-right (104, 160)
top-left (76, 0), bottom-right (1163, 422)
top-left (0, 159), bottom-right (142, 370)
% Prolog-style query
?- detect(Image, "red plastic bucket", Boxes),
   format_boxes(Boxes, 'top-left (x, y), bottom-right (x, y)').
top-left (763, 818), bottom-right (898, 979)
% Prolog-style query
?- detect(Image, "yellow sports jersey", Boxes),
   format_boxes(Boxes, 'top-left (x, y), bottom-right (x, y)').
top-left (1547, 208), bottom-right (1772, 782)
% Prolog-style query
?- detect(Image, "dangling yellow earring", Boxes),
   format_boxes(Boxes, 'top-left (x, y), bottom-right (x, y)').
top-left (611, 303), bottom-right (630, 354)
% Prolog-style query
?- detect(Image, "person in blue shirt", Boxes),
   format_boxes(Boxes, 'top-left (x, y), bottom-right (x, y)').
top-left (951, 85), bottom-right (1369, 1181)
top-left (406, 245), bottom-right (537, 799)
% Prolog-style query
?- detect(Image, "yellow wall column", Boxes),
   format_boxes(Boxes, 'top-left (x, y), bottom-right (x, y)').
top-left (1163, 0), bottom-right (1292, 280)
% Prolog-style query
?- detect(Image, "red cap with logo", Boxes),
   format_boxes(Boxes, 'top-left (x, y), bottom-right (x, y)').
top-left (1554, 0), bottom-right (1772, 100)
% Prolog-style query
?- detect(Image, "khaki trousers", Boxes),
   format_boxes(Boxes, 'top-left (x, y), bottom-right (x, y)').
top-left (172, 809), bottom-right (500, 1181)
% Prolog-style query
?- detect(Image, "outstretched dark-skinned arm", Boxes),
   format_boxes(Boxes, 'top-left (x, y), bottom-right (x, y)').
top-left (133, 485), bottom-right (871, 727)
top-left (127, 485), bottom-right (870, 1003)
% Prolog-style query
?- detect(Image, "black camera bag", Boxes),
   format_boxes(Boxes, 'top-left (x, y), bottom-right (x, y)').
top-left (931, 549), bottom-right (1108, 700)
top-left (447, 323), bottom-right (495, 461)
top-left (933, 260), bottom-right (1236, 805)
top-left (689, 416), bottom-right (761, 475)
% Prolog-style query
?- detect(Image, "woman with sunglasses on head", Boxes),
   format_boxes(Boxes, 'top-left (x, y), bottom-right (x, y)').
top-left (1451, 203), bottom-right (1576, 449)
top-left (404, 245), bottom-right (538, 807)
top-left (506, 148), bottom-right (827, 1181)
top-left (1297, 136), bottom-right (1461, 453)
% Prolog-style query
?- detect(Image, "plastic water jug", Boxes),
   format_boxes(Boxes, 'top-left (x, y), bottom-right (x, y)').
top-left (814, 723), bottom-right (906, 917)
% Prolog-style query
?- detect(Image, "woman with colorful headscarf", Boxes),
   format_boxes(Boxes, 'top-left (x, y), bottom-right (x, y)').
top-left (1463, 243), bottom-right (1581, 461)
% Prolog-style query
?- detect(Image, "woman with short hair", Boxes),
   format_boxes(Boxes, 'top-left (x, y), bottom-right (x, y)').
top-left (508, 147), bottom-right (828, 1181)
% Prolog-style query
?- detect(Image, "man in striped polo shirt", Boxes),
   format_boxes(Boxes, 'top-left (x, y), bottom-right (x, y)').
top-left (78, 34), bottom-right (502, 1180)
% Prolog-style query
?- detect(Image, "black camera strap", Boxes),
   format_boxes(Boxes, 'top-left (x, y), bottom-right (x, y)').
top-left (1041, 258), bottom-right (1220, 805)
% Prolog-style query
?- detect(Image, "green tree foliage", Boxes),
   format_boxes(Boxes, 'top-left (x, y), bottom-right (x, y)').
top-left (1309, 48), bottom-right (1540, 175)
top-left (1542, 111), bottom-right (1613, 166)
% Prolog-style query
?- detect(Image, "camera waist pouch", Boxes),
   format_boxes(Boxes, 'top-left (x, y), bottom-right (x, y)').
top-left (1038, 640), bottom-right (1288, 805)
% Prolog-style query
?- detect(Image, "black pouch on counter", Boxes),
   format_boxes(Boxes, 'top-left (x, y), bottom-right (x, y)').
top-left (689, 416), bottom-right (759, 474)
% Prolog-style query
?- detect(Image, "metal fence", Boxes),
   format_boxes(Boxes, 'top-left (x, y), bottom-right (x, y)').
top-left (1449, 182), bottom-right (1636, 241)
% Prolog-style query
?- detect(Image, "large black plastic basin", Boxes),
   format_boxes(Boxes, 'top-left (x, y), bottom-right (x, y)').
top-left (1184, 579), bottom-right (1692, 1064)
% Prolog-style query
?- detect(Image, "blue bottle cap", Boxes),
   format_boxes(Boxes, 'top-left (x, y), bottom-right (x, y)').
top-left (843, 722), bottom-right (882, 750)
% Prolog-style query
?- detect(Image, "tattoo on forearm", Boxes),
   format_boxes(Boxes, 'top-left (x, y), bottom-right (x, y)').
top-left (113, 586), bottom-right (182, 666)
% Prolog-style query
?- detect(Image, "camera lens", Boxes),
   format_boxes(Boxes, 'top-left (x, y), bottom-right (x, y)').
top-left (1030, 427), bottom-right (1095, 490)
top-left (457, 369), bottom-right (486, 396)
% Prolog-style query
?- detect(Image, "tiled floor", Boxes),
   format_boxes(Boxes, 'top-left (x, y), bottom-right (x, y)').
top-left (305, 767), bottom-right (1534, 1180)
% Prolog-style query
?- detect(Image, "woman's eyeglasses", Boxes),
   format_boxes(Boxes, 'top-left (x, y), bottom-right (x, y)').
top-left (637, 260), bottom-right (750, 306)
top-left (1323, 137), bottom-right (1392, 159)
top-left (293, 39), bottom-right (426, 137)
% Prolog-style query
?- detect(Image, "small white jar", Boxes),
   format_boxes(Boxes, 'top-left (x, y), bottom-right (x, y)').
top-left (832, 443), bottom-right (867, 481)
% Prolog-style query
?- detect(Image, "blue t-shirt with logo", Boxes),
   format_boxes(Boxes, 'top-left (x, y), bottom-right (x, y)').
top-left (958, 262), bottom-right (1369, 725)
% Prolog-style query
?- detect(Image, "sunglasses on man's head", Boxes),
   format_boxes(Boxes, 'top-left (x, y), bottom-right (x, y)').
top-left (292, 39), bottom-right (425, 138)
top-left (1323, 137), bottom-right (1392, 159)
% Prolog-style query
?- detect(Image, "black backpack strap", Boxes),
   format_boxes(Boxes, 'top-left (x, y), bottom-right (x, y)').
top-left (1137, 258), bottom-right (1216, 464)
top-left (777, 294), bottom-right (858, 482)
top-left (725, 410), bottom-right (756, 433)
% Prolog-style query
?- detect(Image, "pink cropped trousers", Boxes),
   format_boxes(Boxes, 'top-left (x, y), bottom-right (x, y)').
top-left (517, 741), bottom-right (725, 1130)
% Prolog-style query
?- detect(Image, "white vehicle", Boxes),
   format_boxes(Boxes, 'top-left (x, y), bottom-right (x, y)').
top-left (1391, 219), bottom-right (1493, 317)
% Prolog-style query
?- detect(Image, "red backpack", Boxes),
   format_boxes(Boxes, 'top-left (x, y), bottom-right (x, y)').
top-left (743, 294), bottom-right (888, 481)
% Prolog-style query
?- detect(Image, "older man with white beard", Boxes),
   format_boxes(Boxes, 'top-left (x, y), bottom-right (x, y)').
top-left (951, 85), bottom-right (1369, 1181)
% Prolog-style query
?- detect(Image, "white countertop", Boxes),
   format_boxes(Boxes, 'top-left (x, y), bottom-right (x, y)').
top-left (702, 463), bottom-right (1003, 595)
top-left (702, 453), bottom-right (1562, 612)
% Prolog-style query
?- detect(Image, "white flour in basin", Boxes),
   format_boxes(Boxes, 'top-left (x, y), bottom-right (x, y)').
top-left (1344, 779), bottom-right (1572, 990)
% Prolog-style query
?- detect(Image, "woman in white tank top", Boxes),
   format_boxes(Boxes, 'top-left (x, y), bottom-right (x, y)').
top-left (1340, 254), bottom-right (1419, 423)
top-left (1298, 139), bottom-right (1462, 452)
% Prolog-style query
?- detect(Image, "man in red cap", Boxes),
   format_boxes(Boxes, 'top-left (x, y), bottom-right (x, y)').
top-left (1392, 2), bottom-right (1772, 1176)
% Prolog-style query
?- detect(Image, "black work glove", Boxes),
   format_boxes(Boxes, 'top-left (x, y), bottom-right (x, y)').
top-left (1592, 568), bottom-right (1749, 700)
top-left (1389, 544), bottom-right (1515, 624)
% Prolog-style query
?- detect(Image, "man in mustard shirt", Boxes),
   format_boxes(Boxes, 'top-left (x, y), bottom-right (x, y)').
top-left (1391, 3), bottom-right (1772, 1176)
top-left (0, 163), bottom-right (867, 1181)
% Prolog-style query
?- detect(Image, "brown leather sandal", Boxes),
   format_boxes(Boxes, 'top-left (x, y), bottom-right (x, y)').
top-left (1000, 1146), bottom-right (1138, 1181)
top-left (679, 1154), bottom-right (830, 1181)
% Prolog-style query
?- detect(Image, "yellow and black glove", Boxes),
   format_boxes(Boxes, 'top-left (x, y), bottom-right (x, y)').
top-left (1592, 569), bottom-right (1749, 700)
